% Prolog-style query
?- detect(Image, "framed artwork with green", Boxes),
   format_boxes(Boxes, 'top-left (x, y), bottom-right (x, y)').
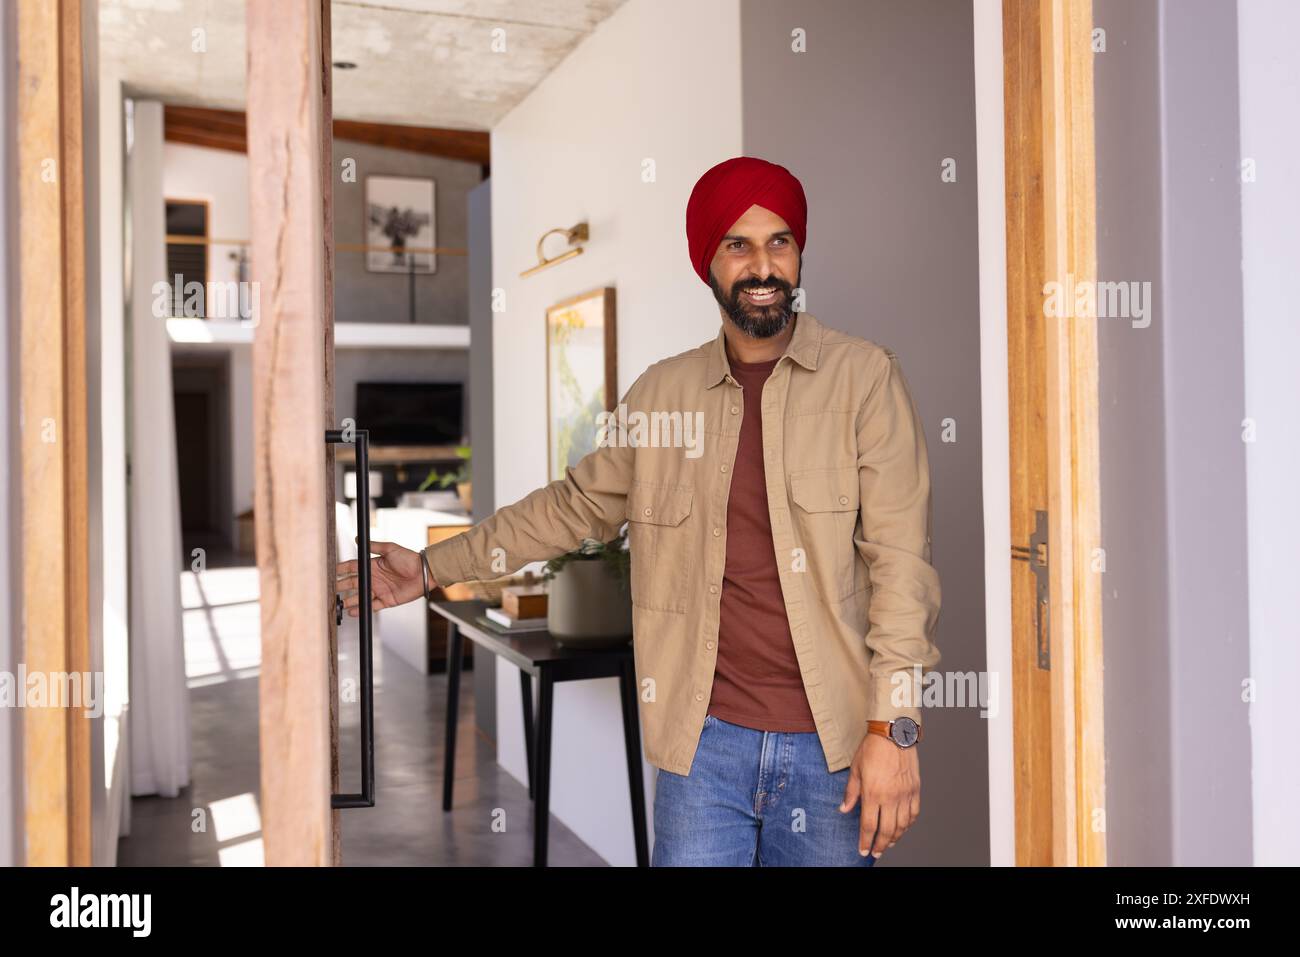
top-left (545, 287), bottom-right (617, 481)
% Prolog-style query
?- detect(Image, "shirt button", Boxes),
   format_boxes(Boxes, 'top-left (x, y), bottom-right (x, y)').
top-left (695, 692), bottom-right (704, 701)
top-left (720, 464), bottom-right (729, 473)
top-left (712, 527), bottom-right (721, 537)
top-left (730, 406), bottom-right (739, 415)
top-left (839, 495), bottom-right (849, 505)
top-left (643, 506), bottom-right (652, 516)
top-left (705, 641), bottom-right (715, 650)
top-left (709, 584), bottom-right (718, 594)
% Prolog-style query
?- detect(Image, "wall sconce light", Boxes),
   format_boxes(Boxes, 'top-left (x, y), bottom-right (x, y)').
top-left (520, 222), bottom-right (589, 277)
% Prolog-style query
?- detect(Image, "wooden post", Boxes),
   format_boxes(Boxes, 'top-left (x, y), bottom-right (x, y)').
top-left (16, 0), bottom-right (92, 867)
top-left (247, 0), bottom-right (335, 866)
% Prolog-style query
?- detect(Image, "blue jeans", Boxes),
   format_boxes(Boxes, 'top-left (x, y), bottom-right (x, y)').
top-left (651, 713), bottom-right (877, 866)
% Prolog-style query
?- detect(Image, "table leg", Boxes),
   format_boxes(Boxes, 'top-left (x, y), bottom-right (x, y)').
top-left (441, 622), bottom-right (463, 812)
top-left (533, 668), bottom-right (554, 867)
top-left (520, 669), bottom-right (535, 801)
top-left (619, 657), bottom-right (649, 866)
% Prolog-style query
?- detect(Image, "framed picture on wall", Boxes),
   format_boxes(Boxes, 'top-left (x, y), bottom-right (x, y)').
top-left (365, 175), bottom-right (436, 274)
top-left (545, 287), bottom-right (617, 482)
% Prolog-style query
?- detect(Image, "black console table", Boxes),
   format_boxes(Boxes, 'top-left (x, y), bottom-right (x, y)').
top-left (428, 599), bottom-right (649, 867)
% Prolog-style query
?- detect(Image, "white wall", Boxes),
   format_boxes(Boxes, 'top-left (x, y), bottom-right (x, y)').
top-left (488, 0), bottom-right (743, 865)
top-left (1238, 0), bottom-right (1300, 866)
top-left (80, 0), bottom-right (127, 865)
top-left (163, 141), bottom-right (248, 290)
top-left (972, 0), bottom-right (1014, 868)
top-left (97, 66), bottom-right (131, 863)
top-left (0, 0), bottom-right (19, 868)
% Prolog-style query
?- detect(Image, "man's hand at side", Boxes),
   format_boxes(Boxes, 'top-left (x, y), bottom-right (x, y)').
top-left (335, 538), bottom-right (431, 618)
top-left (839, 731), bottom-right (921, 859)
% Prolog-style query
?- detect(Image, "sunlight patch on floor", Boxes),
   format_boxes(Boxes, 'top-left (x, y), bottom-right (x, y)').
top-left (181, 564), bottom-right (262, 685)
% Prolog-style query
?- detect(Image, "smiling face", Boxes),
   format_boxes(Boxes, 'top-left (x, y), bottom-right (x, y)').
top-left (707, 203), bottom-right (802, 339)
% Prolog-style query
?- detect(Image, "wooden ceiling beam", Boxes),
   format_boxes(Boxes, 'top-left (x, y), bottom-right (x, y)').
top-left (163, 104), bottom-right (490, 166)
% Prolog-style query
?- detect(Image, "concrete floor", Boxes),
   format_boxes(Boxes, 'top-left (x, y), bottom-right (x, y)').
top-left (116, 539), bottom-right (606, 866)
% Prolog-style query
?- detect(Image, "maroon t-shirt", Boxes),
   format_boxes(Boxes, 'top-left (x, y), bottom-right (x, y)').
top-left (707, 353), bottom-right (818, 731)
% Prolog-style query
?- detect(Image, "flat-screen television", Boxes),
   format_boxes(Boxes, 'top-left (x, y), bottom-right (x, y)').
top-left (354, 381), bottom-right (464, 446)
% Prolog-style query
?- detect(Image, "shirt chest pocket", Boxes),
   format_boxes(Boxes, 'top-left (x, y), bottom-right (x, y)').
top-left (789, 466), bottom-right (861, 603)
top-left (625, 482), bottom-right (695, 614)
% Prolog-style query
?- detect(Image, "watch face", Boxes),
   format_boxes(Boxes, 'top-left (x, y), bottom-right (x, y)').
top-left (891, 717), bottom-right (919, 747)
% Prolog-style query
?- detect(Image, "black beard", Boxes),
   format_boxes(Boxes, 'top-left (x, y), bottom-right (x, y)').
top-left (709, 269), bottom-right (798, 339)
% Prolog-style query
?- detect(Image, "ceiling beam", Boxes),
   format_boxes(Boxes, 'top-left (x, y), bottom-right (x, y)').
top-left (163, 105), bottom-right (490, 167)
top-left (163, 106), bottom-right (248, 153)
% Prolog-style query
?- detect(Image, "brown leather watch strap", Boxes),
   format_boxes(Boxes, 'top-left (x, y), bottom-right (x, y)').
top-left (867, 719), bottom-right (924, 744)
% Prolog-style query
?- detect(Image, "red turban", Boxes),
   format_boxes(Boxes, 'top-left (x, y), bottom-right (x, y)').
top-left (685, 156), bottom-right (808, 285)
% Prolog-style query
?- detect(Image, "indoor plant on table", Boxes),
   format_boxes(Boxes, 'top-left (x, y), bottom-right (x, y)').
top-left (418, 444), bottom-right (472, 512)
top-left (541, 528), bottom-right (633, 648)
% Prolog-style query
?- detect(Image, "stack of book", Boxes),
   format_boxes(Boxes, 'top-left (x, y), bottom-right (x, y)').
top-left (477, 583), bottom-right (549, 635)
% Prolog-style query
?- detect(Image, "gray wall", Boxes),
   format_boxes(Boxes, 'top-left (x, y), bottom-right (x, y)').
top-left (333, 348), bottom-right (469, 433)
top-left (741, 0), bottom-right (988, 865)
top-left (1159, 0), bottom-right (1252, 869)
top-left (330, 138), bottom-right (482, 326)
top-left (327, 140), bottom-right (480, 503)
top-left (1094, 0), bottom-right (1253, 866)
top-left (1093, 0), bottom-right (1172, 869)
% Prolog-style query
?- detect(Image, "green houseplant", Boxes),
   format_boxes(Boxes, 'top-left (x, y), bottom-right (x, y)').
top-left (419, 444), bottom-right (472, 511)
top-left (541, 529), bottom-right (630, 588)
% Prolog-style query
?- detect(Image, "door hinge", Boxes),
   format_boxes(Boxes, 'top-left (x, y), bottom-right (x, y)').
top-left (1011, 509), bottom-right (1050, 670)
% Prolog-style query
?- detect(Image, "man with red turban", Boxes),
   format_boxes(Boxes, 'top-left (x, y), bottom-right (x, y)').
top-left (687, 156), bottom-right (808, 341)
top-left (340, 155), bottom-right (941, 869)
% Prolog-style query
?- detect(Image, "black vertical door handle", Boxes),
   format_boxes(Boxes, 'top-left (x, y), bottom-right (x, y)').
top-left (327, 428), bottom-right (375, 809)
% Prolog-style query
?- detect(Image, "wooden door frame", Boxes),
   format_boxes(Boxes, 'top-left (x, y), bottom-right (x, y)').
top-left (15, 0), bottom-right (93, 867)
top-left (999, 0), bottom-right (1106, 866)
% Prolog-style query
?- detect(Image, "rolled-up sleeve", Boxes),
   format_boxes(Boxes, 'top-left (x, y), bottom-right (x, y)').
top-left (853, 347), bottom-right (942, 726)
top-left (422, 374), bottom-right (643, 587)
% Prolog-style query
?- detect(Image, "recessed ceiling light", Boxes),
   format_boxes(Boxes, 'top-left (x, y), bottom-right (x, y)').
top-left (333, 60), bottom-right (357, 70)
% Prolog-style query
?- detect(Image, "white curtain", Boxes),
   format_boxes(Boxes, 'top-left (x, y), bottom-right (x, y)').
top-left (127, 100), bottom-right (191, 797)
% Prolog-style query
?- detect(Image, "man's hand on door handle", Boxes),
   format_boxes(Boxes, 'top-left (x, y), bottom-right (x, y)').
top-left (335, 538), bottom-right (433, 618)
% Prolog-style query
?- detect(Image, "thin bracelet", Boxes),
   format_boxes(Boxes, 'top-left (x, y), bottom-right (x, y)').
top-left (420, 547), bottom-right (431, 604)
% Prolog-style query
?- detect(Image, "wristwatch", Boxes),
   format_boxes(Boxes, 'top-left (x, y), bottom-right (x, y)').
top-left (867, 717), bottom-right (923, 748)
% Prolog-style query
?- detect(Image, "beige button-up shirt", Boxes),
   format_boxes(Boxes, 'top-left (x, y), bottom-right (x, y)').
top-left (422, 311), bottom-right (941, 774)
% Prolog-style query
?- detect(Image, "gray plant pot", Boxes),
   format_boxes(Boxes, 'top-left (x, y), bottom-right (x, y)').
top-left (547, 557), bottom-right (633, 649)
